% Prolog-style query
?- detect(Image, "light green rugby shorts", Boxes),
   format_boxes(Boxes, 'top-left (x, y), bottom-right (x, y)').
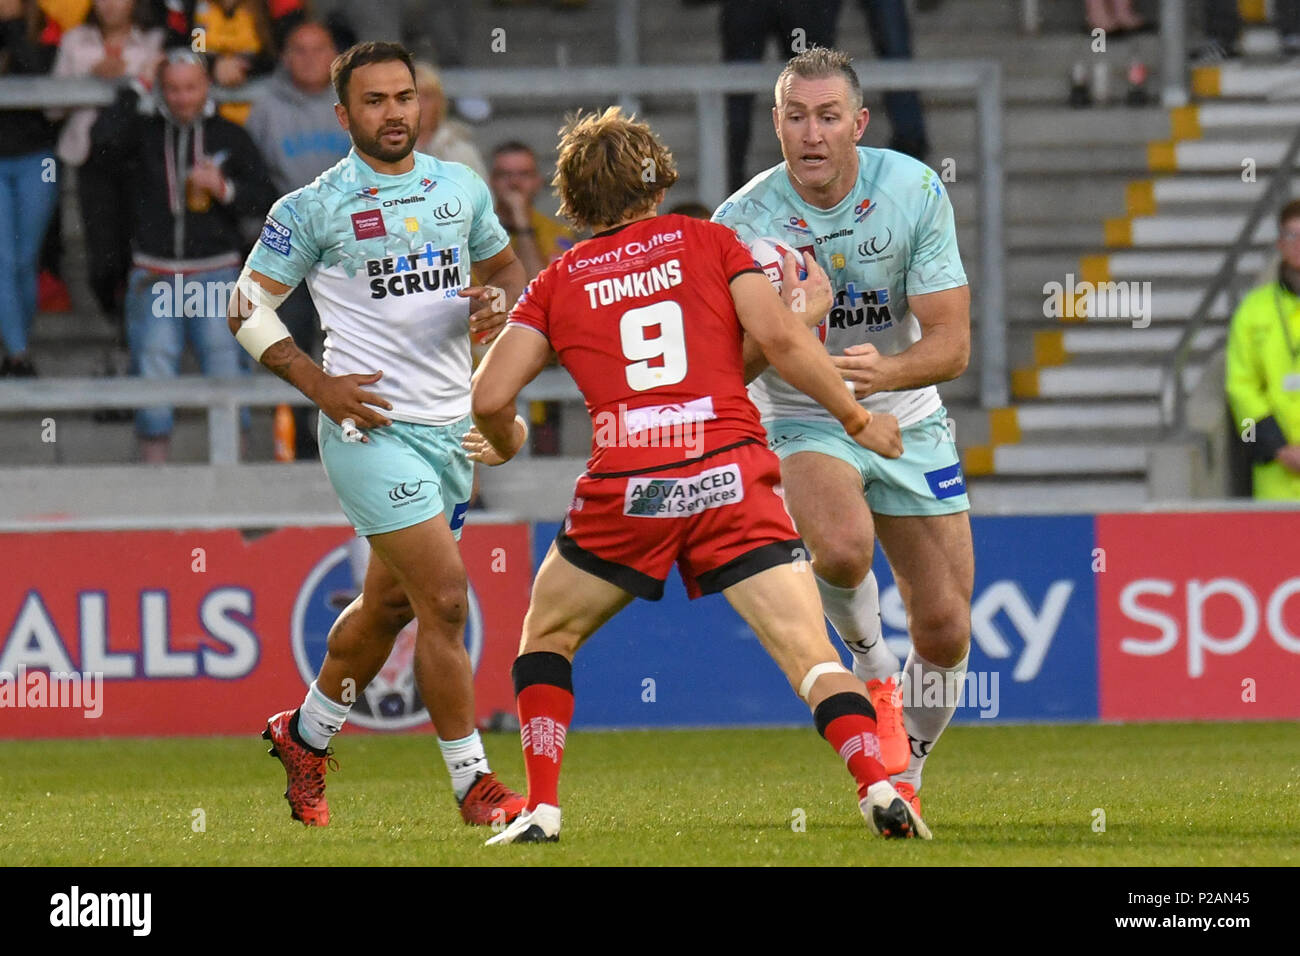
top-left (318, 413), bottom-right (474, 538)
top-left (764, 406), bottom-right (970, 516)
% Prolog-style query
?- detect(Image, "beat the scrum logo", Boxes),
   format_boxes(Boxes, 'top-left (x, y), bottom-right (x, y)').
top-left (420, 177), bottom-right (437, 193)
top-left (291, 540), bottom-right (484, 729)
top-left (853, 198), bottom-right (875, 223)
top-left (356, 186), bottom-right (380, 202)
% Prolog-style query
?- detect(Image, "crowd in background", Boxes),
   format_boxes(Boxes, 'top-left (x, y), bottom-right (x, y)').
top-left (0, 0), bottom-right (594, 463)
top-left (5, 0), bottom-right (1299, 469)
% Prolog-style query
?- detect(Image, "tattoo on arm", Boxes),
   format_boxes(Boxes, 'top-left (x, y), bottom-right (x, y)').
top-left (260, 338), bottom-right (303, 383)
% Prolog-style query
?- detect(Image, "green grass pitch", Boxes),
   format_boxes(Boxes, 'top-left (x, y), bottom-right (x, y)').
top-left (2, 722), bottom-right (1296, 866)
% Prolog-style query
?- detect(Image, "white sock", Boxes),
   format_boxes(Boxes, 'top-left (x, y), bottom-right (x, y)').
top-left (895, 649), bottom-right (969, 791)
top-left (297, 680), bottom-right (351, 752)
top-left (816, 570), bottom-right (900, 682)
top-left (439, 731), bottom-right (491, 800)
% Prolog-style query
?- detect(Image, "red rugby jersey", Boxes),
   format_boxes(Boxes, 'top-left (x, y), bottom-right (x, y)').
top-left (507, 214), bottom-right (766, 475)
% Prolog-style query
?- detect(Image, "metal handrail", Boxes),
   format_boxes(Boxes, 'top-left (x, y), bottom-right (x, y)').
top-left (0, 369), bottom-right (579, 465)
top-left (0, 59), bottom-right (1007, 409)
top-left (1160, 122), bottom-right (1300, 433)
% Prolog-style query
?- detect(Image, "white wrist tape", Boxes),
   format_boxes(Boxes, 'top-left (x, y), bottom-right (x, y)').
top-left (798, 661), bottom-right (852, 701)
top-left (235, 304), bottom-right (293, 361)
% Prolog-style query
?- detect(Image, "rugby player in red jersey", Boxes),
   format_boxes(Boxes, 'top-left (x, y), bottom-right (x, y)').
top-left (465, 107), bottom-right (931, 844)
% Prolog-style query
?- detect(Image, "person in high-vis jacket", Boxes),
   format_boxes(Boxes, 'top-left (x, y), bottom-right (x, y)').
top-left (1225, 199), bottom-right (1300, 500)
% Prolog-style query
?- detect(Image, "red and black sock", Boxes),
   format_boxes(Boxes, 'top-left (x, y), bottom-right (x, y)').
top-left (513, 651), bottom-right (575, 812)
top-left (814, 692), bottom-right (889, 799)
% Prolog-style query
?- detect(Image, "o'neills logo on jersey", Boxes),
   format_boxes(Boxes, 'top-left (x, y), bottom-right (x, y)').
top-left (583, 259), bottom-right (683, 307)
top-left (828, 282), bottom-right (893, 330)
top-left (815, 227), bottom-right (852, 245)
top-left (566, 229), bottom-right (683, 273)
top-left (623, 463), bottom-right (744, 518)
top-left (366, 243), bottom-right (462, 299)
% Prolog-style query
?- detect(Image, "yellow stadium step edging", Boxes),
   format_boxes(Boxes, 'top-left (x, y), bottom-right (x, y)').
top-left (1034, 330), bottom-right (1069, 367)
top-left (988, 407), bottom-right (1021, 445)
top-left (1125, 180), bottom-right (1157, 216)
top-left (1147, 141), bottom-right (1178, 172)
top-left (1169, 105), bottom-right (1201, 140)
top-left (1079, 254), bottom-right (1110, 284)
top-left (963, 445), bottom-right (995, 477)
top-left (1191, 66), bottom-right (1221, 98)
top-left (1240, 0), bottom-right (1268, 23)
top-left (1104, 217), bottom-right (1133, 247)
top-left (1011, 367), bottom-right (1040, 399)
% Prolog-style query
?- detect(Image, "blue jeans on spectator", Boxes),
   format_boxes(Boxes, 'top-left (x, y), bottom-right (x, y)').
top-left (721, 0), bottom-right (842, 194)
top-left (858, 0), bottom-right (929, 159)
top-left (0, 150), bottom-right (59, 356)
top-left (125, 264), bottom-right (249, 438)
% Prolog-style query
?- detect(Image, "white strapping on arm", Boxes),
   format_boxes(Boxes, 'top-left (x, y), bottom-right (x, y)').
top-left (234, 266), bottom-right (294, 361)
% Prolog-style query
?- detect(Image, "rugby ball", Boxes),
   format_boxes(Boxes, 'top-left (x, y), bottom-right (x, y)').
top-left (747, 236), bottom-right (808, 293)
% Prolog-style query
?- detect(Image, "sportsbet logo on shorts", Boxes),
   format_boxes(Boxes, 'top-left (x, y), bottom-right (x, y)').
top-left (623, 464), bottom-right (744, 517)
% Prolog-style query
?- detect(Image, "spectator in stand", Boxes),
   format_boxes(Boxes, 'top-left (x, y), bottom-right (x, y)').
top-left (851, 0), bottom-right (929, 161)
top-left (50, 0), bottom-right (164, 326)
top-left (0, 0), bottom-right (59, 377)
top-left (718, 0), bottom-right (930, 189)
top-left (413, 61), bottom-right (486, 178)
top-left (1225, 199), bottom-right (1300, 501)
top-left (160, 0), bottom-right (305, 124)
top-left (489, 141), bottom-right (574, 280)
top-left (312, 0), bottom-right (491, 122)
top-left (488, 140), bottom-right (576, 456)
top-left (1083, 0), bottom-right (1150, 34)
top-left (91, 49), bottom-right (276, 461)
top-left (244, 20), bottom-right (345, 195)
top-left (489, 141), bottom-right (576, 455)
top-left (243, 19), bottom-right (346, 458)
top-left (718, 0), bottom-right (840, 194)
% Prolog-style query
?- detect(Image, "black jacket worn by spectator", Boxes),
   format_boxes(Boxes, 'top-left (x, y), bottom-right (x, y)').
top-left (0, 14), bottom-right (58, 157)
top-left (90, 85), bottom-right (276, 270)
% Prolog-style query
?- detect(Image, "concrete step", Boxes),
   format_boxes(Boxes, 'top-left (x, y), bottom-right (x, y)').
top-left (0, 407), bottom-right (278, 465)
top-left (965, 476), bottom-right (1149, 512)
top-left (915, 104), bottom-right (1169, 148)
top-left (1194, 61), bottom-right (1300, 99)
top-left (1029, 325), bottom-right (1225, 362)
top-left (1079, 249), bottom-right (1271, 280)
top-left (1112, 213), bottom-right (1279, 247)
top-left (989, 400), bottom-right (1163, 439)
top-left (965, 441), bottom-right (1150, 478)
top-left (1013, 286), bottom-right (1234, 324)
top-left (1149, 137), bottom-right (1293, 172)
top-left (1139, 174), bottom-right (1279, 210)
top-left (1011, 362), bottom-right (1201, 400)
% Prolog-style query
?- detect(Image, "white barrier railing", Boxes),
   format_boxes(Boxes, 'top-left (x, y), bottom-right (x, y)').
top-left (0, 369), bottom-right (577, 465)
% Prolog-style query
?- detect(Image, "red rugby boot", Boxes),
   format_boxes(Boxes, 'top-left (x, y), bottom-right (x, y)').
top-left (458, 771), bottom-right (526, 826)
top-left (262, 709), bottom-right (337, 827)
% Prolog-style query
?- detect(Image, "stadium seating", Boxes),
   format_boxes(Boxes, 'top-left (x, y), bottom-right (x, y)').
top-left (4, 0), bottom-right (1294, 515)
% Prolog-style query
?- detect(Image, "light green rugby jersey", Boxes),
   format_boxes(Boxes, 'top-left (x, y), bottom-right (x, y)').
top-left (713, 147), bottom-right (968, 429)
top-left (246, 149), bottom-right (509, 426)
